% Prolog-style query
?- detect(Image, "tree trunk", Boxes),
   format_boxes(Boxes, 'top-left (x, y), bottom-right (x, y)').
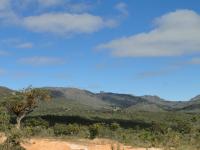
top-left (16, 114), bottom-right (25, 129)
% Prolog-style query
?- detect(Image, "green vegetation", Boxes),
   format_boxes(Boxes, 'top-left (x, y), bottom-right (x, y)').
top-left (4, 87), bottom-right (50, 129)
top-left (0, 86), bottom-right (200, 149)
top-left (0, 128), bottom-right (25, 150)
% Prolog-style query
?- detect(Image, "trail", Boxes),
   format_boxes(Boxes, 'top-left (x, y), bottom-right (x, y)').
top-left (1, 132), bottom-right (161, 150)
top-left (0, 132), bottom-right (6, 144)
top-left (21, 138), bottom-right (162, 150)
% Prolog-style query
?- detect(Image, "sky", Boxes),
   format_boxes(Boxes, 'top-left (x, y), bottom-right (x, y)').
top-left (0, 0), bottom-right (200, 101)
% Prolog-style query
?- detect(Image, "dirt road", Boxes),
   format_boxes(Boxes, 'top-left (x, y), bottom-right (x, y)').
top-left (1, 132), bottom-right (161, 150)
top-left (0, 132), bottom-right (6, 144)
top-left (21, 138), bottom-right (162, 150)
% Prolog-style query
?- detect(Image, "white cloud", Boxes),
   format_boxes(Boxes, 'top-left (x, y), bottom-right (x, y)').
top-left (97, 9), bottom-right (200, 57)
top-left (16, 42), bottom-right (33, 49)
top-left (23, 13), bottom-right (116, 35)
top-left (115, 2), bottom-right (128, 16)
top-left (1, 38), bottom-right (34, 49)
top-left (19, 56), bottom-right (65, 66)
top-left (0, 0), bottom-right (116, 35)
top-left (0, 0), bottom-right (19, 24)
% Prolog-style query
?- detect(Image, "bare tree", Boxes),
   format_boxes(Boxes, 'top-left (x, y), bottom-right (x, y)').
top-left (5, 87), bottom-right (50, 129)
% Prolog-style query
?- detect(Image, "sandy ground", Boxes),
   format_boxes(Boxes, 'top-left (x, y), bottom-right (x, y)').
top-left (21, 138), bottom-right (162, 150)
top-left (0, 132), bottom-right (7, 144)
top-left (1, 132), bottom-right (161, 150)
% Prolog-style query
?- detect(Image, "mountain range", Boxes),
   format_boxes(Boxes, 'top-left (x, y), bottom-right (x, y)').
top-left (0, 86), bottom-right (200, 113)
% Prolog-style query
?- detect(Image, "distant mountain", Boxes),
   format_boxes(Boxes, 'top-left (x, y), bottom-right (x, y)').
top-left (176, 95), bottom-right (200, 112)
top-left (141, 95), bottom-right (188, 110)
top-left (141, 95), bottom-right (166, 103)
top-left (0, 86), bottom-right (13, 100)
top-left (190, 95), bottom-right (200, 102)
top-left (45, 87), bottom-right (111, 110)
top-left (0, 86), bottom-right (200, 113)
top-left (96, 92), bottom-right (146, 108)
top-left (96, 93), bottom-right (188, 112)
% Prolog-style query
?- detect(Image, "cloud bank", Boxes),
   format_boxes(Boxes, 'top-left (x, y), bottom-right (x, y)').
top-left (23, 13), bottom-right (115, 35)
top-left (0, 0), bottom-right (116, 35)
top-left (97, 9), bottom-right (200, 57)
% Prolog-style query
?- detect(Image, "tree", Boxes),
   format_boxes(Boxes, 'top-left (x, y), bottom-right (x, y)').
top-left (5, 87), bottom-right (50, 129)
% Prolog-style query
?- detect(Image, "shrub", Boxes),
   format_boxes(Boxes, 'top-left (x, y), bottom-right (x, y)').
top-left (22, 126), bottom-right (54, 137)
top-left (163, 129), bottom-right (181, 148)
top-left (89, 123), bottom-right (103, 139)
top-left (171, 120), bottom-right (192, 134)
top-left (150, 121), bottom-right (167, 134)
top-left (1, 128), bottom-right (25, 150)
top-left (191, 116), bottom-right (197, 122)
top-left (139, 130), bottom-right (153, 142)
top-left (24, 118), bottom-right (49, 128)
top-left (54, 123), bottom-right (80, 136)
top-left (0, 107), bottom-right (10, 131)
top-left (65, 124), bottom-right (80, 135)
top-left (110, 122), bottom-right (120, 131)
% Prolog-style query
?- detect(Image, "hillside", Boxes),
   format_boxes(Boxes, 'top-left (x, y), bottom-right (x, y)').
top-left (0, 86), bottom-right (200, 113)
top-left (0, 86), bottom-right (13, 101)
top-left (190, 95), bottom-right (200, 101)
top-left (1, 86), bottom-right (200, 149)
top-left (176, 95), bottom-right (200, 112)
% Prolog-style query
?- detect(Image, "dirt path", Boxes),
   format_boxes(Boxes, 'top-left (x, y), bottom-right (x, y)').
top-left (1, 132), bottom-right (161, 150)
top-left (21, 138), bottom-right (162, 150)
top-left (0, 132), bottom-right (7, 144)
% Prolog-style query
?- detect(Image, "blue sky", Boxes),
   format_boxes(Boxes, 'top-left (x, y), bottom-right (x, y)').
top-left (0, 0), bottom-right (200, 101)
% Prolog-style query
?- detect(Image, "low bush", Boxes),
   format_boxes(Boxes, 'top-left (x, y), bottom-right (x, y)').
top-left (0, 128), bottom-right (25, 150)
top-left (110, 122), bottom-right (120, 131)
top-left (24, 117), bottom-right (49, 128)
top-left (89, 123), bottom-right (104, 139)
top-left (54, 123), bottom-right (80, 136)
top-left (0, 107), bottom-right (10, 131)
top-left (171, 120), bottom-right (192, 134)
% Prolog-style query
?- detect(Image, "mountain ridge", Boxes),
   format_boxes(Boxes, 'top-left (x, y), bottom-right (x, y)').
top-left (0, 86), bottom-right (200, 112)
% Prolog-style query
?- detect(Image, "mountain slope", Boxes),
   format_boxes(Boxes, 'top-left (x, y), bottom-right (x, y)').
top-left (96, 92), bottom-right (147, 108)
top-left (177, 95), bottom-right (200, 112)
top-left (190, 95), bottom-right (200, 101)
top-left (0, 86), bottom-right (200, 113)
top-left (0, 86), bottom-right (13, 101)
top-left (45, 87), bottom-right (111, 110)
